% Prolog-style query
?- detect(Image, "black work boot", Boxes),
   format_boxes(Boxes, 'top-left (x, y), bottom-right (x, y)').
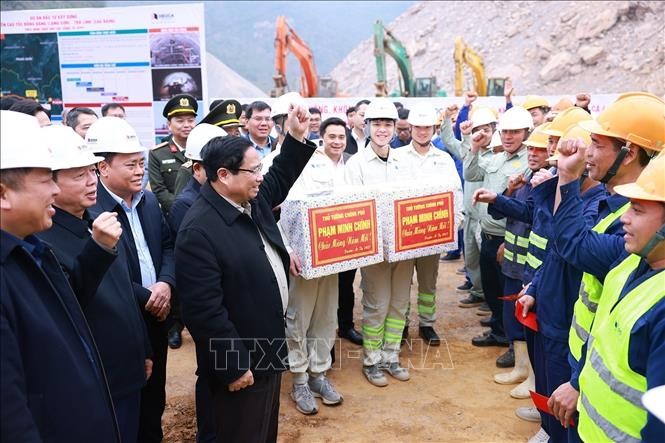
top-left (418, 326), bottom-right (441, 346)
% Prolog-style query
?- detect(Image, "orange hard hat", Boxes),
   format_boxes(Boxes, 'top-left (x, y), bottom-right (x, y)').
top-left (579, 92), bottom-right (665, 152)
top-left (547, 125), bottom-right (592, 161)
top-left (614, 150), bottom-right (665, 202)
top-left (543, 107), bottom-right (592, 138)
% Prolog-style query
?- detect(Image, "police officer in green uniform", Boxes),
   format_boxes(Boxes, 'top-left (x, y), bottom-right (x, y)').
top-left (173, 99), bottom-right (242, 195)
top-left (149, 94), bottom-right (197, 214)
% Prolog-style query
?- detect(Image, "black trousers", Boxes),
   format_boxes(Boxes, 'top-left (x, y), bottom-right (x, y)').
top-left (337, 268), bottom-right (357, 331)
top-left (212, 372), bottom-right (282, 443)
top-left (137, 315), bottom-right (168, 443)
top-left (479, 232), bottom-right (506, 339)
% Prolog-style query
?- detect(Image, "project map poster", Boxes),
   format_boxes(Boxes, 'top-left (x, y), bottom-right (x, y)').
top-left (1, 3), bottom-right (207, 148)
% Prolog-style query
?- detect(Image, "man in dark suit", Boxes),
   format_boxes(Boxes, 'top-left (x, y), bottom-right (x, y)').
top-left (86, 116), bottom-right (176, 443)
top-left (175, 104), bottom-right (315, 442)
top-left (1, 111), bottom-right (120, 441)
top-left (38, 125), bottom-right (152, 443)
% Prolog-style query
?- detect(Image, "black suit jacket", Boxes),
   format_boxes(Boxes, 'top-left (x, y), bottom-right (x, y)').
top-left (90, 185), bottom-right (176, 307)
top-left (38, 208), bottom-right (152, 399)
top-left (175, 133), bottom-right (316, 386)
top-left (1, 230), bottom-right (119, 442)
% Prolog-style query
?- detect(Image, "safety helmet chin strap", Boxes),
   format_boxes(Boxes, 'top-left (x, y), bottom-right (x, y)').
top-left (600, 142), bottom-right (631, 184)
top-left (580, 169), bottom-right (589, 186)
top-left (638, 223), bottom-right (665, 258)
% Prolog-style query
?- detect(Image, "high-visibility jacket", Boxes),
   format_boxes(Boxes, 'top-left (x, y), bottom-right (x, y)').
top-left (578, 254), bottom-right (665, 442)
top-left (500, 182), bottom-right (532, 280)
top-left (568, 203), bottom-right (630, 362)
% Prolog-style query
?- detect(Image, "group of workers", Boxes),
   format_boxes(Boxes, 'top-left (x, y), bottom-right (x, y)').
top-left (0, 84), bottom-right (663, 443)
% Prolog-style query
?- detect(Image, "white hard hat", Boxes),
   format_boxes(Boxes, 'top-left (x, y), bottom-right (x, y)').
top-left (499, 106), bottom-right (534, 131)
top-left (471, 107), bottom-right (497, 129)
top-left (271, 92), bottom-right (306, 118)
top-left (186, 123), bottom-right (227, 161)
top-left (364, 97), bottom-right (398, 121)
top-left (85, 117), bottom-right (145, 154)
top-left (0, 110), bottom-right (54, 170)
top-left (488, 130), bottom-right (502, 149)
top-left (43, 125), bottom-right (105, 171)
top-left (407, 103), bottom-right (437, 126)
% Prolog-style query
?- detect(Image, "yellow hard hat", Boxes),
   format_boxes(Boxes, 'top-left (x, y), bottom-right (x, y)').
top-left (524, 123), bottom-right (550, 149)
top-left (547, 125), bottom-right (592, 161)
top-left (579, 92), bottom-right (665, 152)
top-left (614, 150), bottom-right (665, 202)
top-left (543, 107), bottom-right (592, 138)
top-left (521, 95), bottom-right (549, 111)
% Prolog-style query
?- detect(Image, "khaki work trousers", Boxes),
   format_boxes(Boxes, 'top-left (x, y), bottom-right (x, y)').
top-left (285, 273), bottom-right (338, 384)
top-left (405, 253), bottom-right (440, 327)
top-left (464, 216), bottom-right (484, 298)
top-left (360, 259), bottom-right (415, 366)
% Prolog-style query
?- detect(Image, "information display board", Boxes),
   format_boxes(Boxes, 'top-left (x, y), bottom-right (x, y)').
top-left (1, 3), bottom-right (207, 148)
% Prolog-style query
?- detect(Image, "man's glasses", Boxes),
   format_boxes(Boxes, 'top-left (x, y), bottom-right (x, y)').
top-left (250, 117), bottom-right (272, 123)
top-left (229, 164), bottom-right (263, 176)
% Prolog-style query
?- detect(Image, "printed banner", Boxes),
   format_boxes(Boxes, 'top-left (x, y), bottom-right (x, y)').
top-left (308, 200), bottom-right (378, 267)
top-left (393, 192), bottom-right (454, 252)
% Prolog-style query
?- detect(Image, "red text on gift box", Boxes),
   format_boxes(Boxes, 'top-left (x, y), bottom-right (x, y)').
top-left (308, 200), bottom-right (379, 267)
top-left (394, 193), bottom-right (454, 252)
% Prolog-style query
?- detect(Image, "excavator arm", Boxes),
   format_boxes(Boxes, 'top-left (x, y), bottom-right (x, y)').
top-left (374, 20), bottom-right (415, 97)
top-left (453, 37), bottom-right (488, 96)
top-left (271, 15), bottom-right (319, 97)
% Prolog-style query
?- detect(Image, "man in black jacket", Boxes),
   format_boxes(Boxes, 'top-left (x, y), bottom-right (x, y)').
top-left (38, 125), bottom-right (153, 443)
top-left (175, 104), bottom-right (315, 442)
top-left (86, 116), bottom-right (176, 443)
top-left (0, 110), bottom-right (120, 441)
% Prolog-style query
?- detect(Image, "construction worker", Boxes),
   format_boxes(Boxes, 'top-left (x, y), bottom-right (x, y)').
top-left (282, 116), bottom-right (349, 415)
top-left (521, 96), bottom-right (551, 127)
top-left (173, 99), bottom-right (240, 195)
top-left (345, 97), bottom-right (414, 387)
top-left (474, 124), bottom-right (552, 401)
top-left (551, 147), bottom-right (665, 442)
top-left (499, 125), bottom-right (605, 441)
top-left (261, 92), bottom-right (307, 174)
top-left (542, 106), bottom-right (593, 163)
top-left (149, 93), bottom-right (198, 214)
top-left (396, 103), bottom-right (462, 346)
top-left (464, 106), bottom-right (533, 348)
top-left (441, 106), bottom-right (496, 312)
top-left (548, 92), bottom-right (665, 442)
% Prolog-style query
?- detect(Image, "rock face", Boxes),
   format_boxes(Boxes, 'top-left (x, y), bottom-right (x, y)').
top-left (331, 1), bottom-right (664, 97)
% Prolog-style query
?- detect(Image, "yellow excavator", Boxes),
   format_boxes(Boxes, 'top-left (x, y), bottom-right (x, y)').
top-left (453, 37), bottom-right (505, 96)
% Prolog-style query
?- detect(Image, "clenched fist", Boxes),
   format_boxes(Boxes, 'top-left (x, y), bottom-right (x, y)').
top-left (92, 211), bottom-right (122, 250)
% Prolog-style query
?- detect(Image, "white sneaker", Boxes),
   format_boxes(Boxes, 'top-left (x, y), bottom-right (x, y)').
top-left (527, 427), bottom-right (549, 443)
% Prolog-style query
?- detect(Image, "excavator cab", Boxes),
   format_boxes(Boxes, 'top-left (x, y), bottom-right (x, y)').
top-left (318, 76), bottom-right (338, 98)
top-left (486, 78), bottom-right (506, 96)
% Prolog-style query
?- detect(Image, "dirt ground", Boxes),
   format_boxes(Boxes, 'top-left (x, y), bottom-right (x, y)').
top-left (162, 259), bottom-right (538, 442)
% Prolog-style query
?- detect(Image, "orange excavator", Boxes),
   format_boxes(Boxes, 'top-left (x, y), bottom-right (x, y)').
top-left (270, 15), bottom-right (338, 98)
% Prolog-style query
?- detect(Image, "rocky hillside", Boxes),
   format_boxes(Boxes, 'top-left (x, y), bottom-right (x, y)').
top-left (331, 1), bottom-right (665, 97)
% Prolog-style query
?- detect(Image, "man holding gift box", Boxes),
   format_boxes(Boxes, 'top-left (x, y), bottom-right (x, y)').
top-left (393, 103), bottom-right (462, 346)
top-left (281, 116), bottom-right (351, 415)
top-left (345, 97), bottom-right (415, 387)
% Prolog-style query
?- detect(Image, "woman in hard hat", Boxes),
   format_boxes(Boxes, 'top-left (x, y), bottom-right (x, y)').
top-left (345, 97), bottom-right (414, 387)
